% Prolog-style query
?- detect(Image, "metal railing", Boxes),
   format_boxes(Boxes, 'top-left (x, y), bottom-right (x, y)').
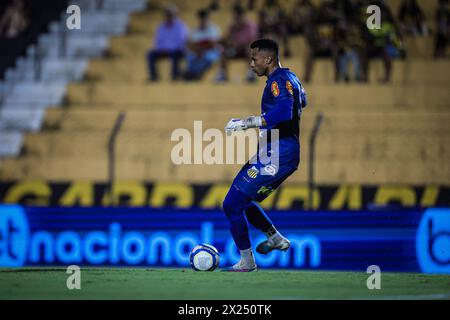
top-left (107, 111), bottom-right (126, 205)
top-left (308, 112), bottom-right (324, 210)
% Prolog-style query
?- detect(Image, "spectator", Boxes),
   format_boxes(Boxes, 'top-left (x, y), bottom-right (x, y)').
top-left (183, 9), bottom-right (221, 80)
top-left (258, 0), bottom-right (291, 57)
top-left (434, 0), bottom-right (449, 58)
top-left (0, 0), bottom-right (67, 80)
top-left (146, 4), bottom-right (188, 81)
top-left (303, 0), bottom-right (339, 83)
top-left (336, 19), bottom-right (364, 82)
top-left (0, 0), bottom-right (28, 39)
top-left (289, 0), bottom-right (317, 36)
top-left (215, 5), bottom-right (258, 82)
top-left (398, 0), bottom-right (428, 36)
top-left (334, 0), bottom-right (356, 20)
top-left (363, 15), bottom-right (399, 83)
top-left (353, 0), bottom-right (373, 26)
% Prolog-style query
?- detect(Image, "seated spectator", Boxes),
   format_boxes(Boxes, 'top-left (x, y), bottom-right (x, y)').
top-left (183, 9), bottom-right (221, 81)
top-left (303, 0), bottom-right (339, 83)
top-left (363, 16), bottom-right (401, 83)
top-left (434, 0), bottom-right (449, 58)
top-left (0, 0), bottom-right (28, 39)
top-left (258, 0), bottom-right (291, 57)
top-left (336, 19), bottom-right (365, 82)
top-left (398, 0), bottom-right (428, 36)
top-left (289, 0), bottom-right (317, 36)
top-left (215, 5), bottom-right (258, 82)
top-left (146, 5), bottom-right (188, 81)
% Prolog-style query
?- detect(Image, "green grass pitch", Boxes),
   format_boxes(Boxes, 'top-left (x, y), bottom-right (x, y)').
top-left (1, 268), bottom-right (449, 300)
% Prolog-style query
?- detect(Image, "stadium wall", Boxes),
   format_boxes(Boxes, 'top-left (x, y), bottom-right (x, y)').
top-left (0, 181), bottom-right (449, 210)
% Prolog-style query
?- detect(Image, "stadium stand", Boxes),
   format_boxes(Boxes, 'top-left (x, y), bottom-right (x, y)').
top-left (0, 0), bottom-right (147, 158)
top-left (0, 0), bottom-right (448, 187)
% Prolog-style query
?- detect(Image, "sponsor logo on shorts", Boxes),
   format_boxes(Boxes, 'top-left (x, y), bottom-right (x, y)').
top-left (263, 164), bottom-right (278, 176)
top-left (257, 186), bottom-right (274, 197)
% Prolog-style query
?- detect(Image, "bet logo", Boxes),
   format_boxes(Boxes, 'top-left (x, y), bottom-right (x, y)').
top-left (0, 205), bottom-right (29, 267)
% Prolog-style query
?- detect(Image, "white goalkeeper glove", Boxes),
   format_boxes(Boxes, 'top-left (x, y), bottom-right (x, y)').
top-left (225, 116), bottom-right (262, 135)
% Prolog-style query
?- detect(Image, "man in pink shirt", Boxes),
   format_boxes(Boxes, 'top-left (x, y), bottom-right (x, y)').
top-left (215, 5), bottom-right (258, 82)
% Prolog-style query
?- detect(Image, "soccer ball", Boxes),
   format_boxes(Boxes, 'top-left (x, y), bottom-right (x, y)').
top-left (189, 244), bottom-right (220, 271)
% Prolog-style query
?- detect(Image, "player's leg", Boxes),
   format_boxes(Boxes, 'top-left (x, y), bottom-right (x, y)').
top-left (244, 201), bottom-right (290, 254)
top-left (222, 185), bottom-right (257, 271)
top-left (147, 49), bottom-right (161, 81)
top-left (244, 201), bottom-right (272, 233)
top-left (215, 44), bottom-right (231, 82)
top-left (183, 51), bottom-right (197, 79)
top-left (170, 50), bottom-right (183, 80)
top-left (381, 46), bottom-right (392, 83)
top-left (245, 164), bottom-right (298, 254)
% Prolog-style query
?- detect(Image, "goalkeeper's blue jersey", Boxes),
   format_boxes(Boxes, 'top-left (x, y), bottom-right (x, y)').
top-left (259, 67), bottom-right (307, 169)
top-left (230, 68), bottom-right (306, 201)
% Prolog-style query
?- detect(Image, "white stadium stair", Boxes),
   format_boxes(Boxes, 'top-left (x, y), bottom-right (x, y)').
top-left (0, 0), bottom-right (147, 158)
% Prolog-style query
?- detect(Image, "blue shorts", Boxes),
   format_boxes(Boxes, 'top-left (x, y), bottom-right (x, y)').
top-left (231, 161), bottom-right (298, 202)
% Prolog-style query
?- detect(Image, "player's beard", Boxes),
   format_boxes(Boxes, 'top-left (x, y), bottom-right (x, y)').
top-left (253, 68), bottom-right (265, 77)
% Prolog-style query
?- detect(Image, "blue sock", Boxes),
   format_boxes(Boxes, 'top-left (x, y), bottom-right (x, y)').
top-left (222, 187), bottom-right (253, 250)
top-left (245, 201), bottom-right (274, 234)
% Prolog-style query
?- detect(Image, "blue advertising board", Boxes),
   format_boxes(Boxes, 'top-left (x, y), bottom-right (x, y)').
top-left (0, 205), bottom-right (448, 273)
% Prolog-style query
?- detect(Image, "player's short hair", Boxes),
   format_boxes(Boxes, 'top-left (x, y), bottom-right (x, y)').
top-left (250, 38), bottom-right (279, 61)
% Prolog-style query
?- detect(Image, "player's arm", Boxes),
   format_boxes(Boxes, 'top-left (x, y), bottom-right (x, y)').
top-left (224, 102), bottom-right (293, 134)
top-left (259, 96), bottom-right (293, 127)
top-left (225, 115), bottom-right (266, 135)
top-left (225, 80), bottom-right (295, 134)
top-left (261, 79), bottom-right (296, 127)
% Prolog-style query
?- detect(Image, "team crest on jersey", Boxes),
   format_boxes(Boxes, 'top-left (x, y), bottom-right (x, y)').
top-left (271, 81), bottom-right (280, 97)
top-left (286, 81), bottom-right (294, 95)
top-left (247, 166), bottom-right (259, 179)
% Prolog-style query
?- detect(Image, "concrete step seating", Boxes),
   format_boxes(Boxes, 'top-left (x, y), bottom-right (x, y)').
top-left (64, 83), bottom-right (450, 110)
top-left (0, 108), bottom-right (46, 132)
top-left (0, 131), bottom-right (23, 158)
top-left (1, 133), bottom-right (447, 184)
top-left (85, 57), bottom-right (450, 84)
top-left (0, 0), bottom-right (146, 157)
top-left (1, 0), bottom-right (448, 185)
top-left (41, 108), bottom-right (449, 134)
top-left (18, 126), bottom-right (448, 162)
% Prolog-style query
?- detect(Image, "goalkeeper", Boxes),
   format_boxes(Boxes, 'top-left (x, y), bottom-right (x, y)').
top-left (223, 38), bottom-right (307, 272)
